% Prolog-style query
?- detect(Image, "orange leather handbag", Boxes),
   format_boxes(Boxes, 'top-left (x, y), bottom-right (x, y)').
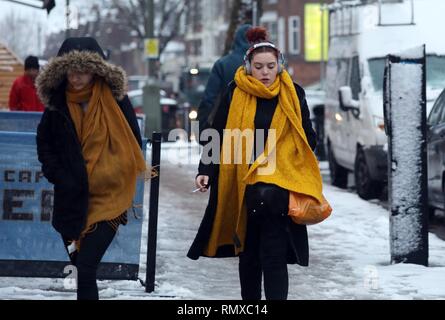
top-left (288, 192), bottom-right (332, 225)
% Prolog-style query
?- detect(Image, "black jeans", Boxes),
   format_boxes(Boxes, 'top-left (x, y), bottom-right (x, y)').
top-left (239, 183), bottom-right (289, 300)
top-left (63, 221), bottom-right (117, 300)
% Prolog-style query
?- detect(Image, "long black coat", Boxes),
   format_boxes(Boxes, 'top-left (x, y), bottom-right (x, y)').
top-left (187, 81), bottom-right (317, 266)
top-left (36, 44), bottom-right (142, 240)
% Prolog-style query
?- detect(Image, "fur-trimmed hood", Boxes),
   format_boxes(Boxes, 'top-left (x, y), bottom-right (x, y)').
top-left (36, 50), bottom-right (127, 106)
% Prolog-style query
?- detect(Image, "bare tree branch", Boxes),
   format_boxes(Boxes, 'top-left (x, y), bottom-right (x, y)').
top-left (112, 0), bottom-right (144, 39)
top-left (158, 1), bottom-right (188, 55)
top-left (159, 1), bottom-right (177, 35)
top-left (223, 0), bottom-right (263, 56)
top-left (128, 0), bottom-right (144, 30)
top-left (137, 0), bottom-right (147, 26)
top-left (223, 0), bottom-right (242, 56)
top-left (0, 11), bottom-right (37, 58)
top-left (94, 0), bottom-right (189, 57)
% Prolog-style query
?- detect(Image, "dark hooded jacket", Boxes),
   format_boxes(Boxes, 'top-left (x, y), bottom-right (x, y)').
top-left (197, 24), bottom-right (252, 137)
top-left (35, 37), bottom-right (142, 240)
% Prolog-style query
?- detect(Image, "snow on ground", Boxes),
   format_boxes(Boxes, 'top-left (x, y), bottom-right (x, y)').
top-left (1, 143), bottom-right (445, 299)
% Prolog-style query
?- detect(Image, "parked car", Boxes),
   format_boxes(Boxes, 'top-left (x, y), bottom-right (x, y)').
top-left (127, 75), bottom-right (148, 91)
top-left (304, 82), bottom-right (326, 160)
top-left (427, 89), bottom-right (445, 213)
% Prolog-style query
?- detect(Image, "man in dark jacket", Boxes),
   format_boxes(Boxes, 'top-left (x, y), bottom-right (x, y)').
top-left (9, 55), bottom-right (45, 111)
top-left (197, 24), bottom-right (252, 140)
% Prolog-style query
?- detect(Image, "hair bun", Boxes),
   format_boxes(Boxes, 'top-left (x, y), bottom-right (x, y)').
top-left (246, 27), bottom-right (268, 44)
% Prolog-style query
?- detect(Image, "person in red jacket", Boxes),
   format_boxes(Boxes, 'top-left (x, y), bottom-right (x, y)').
top-left (8, 55), bottom-right (45, 111)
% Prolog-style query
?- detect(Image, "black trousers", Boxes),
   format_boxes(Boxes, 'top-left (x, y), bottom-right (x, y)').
top-left (63, 221), bottom-right (117, 300)
top-left (239, 183), bottom-right (289, 300)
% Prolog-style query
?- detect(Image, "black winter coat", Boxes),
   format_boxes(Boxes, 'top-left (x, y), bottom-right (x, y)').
top-left (187, 82), bottom-right (317, 266)
top-left (35, 42), bottom-right (142, 240)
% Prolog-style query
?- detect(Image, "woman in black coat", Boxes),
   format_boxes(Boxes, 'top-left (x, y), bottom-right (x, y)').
top-left (188, 27), bottom-right (322, 300)
top-left (36, 37), bottom-right (145, 300)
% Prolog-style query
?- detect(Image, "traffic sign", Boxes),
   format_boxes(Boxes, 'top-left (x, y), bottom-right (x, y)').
top-left (144, 38), bottom-right (159, 59)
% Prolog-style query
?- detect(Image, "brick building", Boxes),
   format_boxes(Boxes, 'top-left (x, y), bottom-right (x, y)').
top-left (181, 0), bottom-right (333, 87)
top-left (261, 0), bottom-right (333, 86)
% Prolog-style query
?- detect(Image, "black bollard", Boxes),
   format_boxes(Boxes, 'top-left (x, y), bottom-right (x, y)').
top-left (145, 132), bottom-right (162, 292)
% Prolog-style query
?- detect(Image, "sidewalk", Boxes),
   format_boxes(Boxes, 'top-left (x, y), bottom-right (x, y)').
top-left (1, 145), bottom-right (445, 299)
top-left (144, 155), bottom-right (445, 300)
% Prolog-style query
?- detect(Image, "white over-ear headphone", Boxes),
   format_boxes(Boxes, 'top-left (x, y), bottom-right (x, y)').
top-left (243, 42), bottom-right (285, 75)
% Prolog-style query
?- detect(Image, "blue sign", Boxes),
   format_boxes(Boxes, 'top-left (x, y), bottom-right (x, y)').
top-left (0, 120), bottom-right (146, 279)
top-left (0, 111), bottom-right (43, 132)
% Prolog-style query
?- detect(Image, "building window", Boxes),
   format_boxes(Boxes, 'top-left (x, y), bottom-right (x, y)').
top-left (288, 16), bottom-right (300, 55)
top-left (349, 56), bottom-right (361, 99)
top-left (262, 21), bottom-right (278, 46)
top-left (278, 17), bottom-right (285, 53)
top-left (269, 21), bottom-right (278, 45)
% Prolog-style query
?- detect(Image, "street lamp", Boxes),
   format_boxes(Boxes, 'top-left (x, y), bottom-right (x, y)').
top-left (1, 0), bottom-right (56, 14)
top-left (65, 0), bottom-right (70, 38)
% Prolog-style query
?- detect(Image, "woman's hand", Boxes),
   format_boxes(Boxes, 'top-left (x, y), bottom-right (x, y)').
top-left (195, 175), bottom-right (209, 192)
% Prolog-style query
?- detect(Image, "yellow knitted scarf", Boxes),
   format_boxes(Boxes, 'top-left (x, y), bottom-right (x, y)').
top-left (204, 67), bottom-right (322, 256)
top-left (66, 79), bottom-right (146, 242)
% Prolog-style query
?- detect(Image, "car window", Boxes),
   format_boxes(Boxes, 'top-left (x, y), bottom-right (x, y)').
top-left (428, 92), bottom-right (445, 126)
top-left (130, 94), bottom-right (143, 107)
top-left (439, 102), bottom-right (445, 124)
top-left (349, 56), bottom-right (361, 100)
top-left (325, 58), bottom-right (350, 106)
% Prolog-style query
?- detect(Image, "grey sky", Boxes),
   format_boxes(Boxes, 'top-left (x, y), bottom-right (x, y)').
top-left (0, 0), bottom-right (66, 33)
top-left (0, 0), bottom-right (91, 56)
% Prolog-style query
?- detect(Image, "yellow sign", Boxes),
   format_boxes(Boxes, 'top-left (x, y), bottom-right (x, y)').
top-left (144, 38), bottom-right (159, 59)
top-left (304, 4), bottom-right (329, 62)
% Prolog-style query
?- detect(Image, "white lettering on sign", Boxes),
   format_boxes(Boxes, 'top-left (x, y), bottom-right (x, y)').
top-left (1, 169), bottom-right (53, 221)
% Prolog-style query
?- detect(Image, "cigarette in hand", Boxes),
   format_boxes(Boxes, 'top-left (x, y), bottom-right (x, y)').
top-left (192, 184), bottom-right (208, 192)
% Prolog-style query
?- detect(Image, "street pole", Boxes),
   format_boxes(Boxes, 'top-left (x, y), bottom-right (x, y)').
top-left (320, 2), bottom-right (326, 89)
top-left (146, 0), bottom-right (156, 79)
top-left (37, 23), bottom-right (42, 56)
top-left (142, 0), bottom-right (161, 138)
top-left (252, 0), bottom-right (258, 26)
top-left (66, 0), bottom-right (70, 38)
top-left (145, 132), bottom-right (161, 293)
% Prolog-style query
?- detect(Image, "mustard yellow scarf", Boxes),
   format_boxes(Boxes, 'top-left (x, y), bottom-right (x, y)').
top-left (204, 67), bottom-right (322, 256)
top-left (66, 79), bottom-right (146, 240)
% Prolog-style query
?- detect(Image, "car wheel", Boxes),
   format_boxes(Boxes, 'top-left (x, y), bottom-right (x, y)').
top-left (328, 142), bottom-right (348, 188)
top-left (354, 148), bottom-right (381, 200)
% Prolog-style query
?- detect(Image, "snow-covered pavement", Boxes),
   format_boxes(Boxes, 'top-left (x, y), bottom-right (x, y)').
top-left (1, 144), bottom-right (445, 300)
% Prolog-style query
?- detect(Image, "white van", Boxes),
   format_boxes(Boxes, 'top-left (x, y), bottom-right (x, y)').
top-left (325, 0), bottom-right (445, 199)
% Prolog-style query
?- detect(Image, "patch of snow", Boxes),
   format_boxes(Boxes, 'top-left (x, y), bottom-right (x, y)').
top-left (1, 149), bottom-right (445, 299)
top-left (389, 60), bottom-right (424, 257)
